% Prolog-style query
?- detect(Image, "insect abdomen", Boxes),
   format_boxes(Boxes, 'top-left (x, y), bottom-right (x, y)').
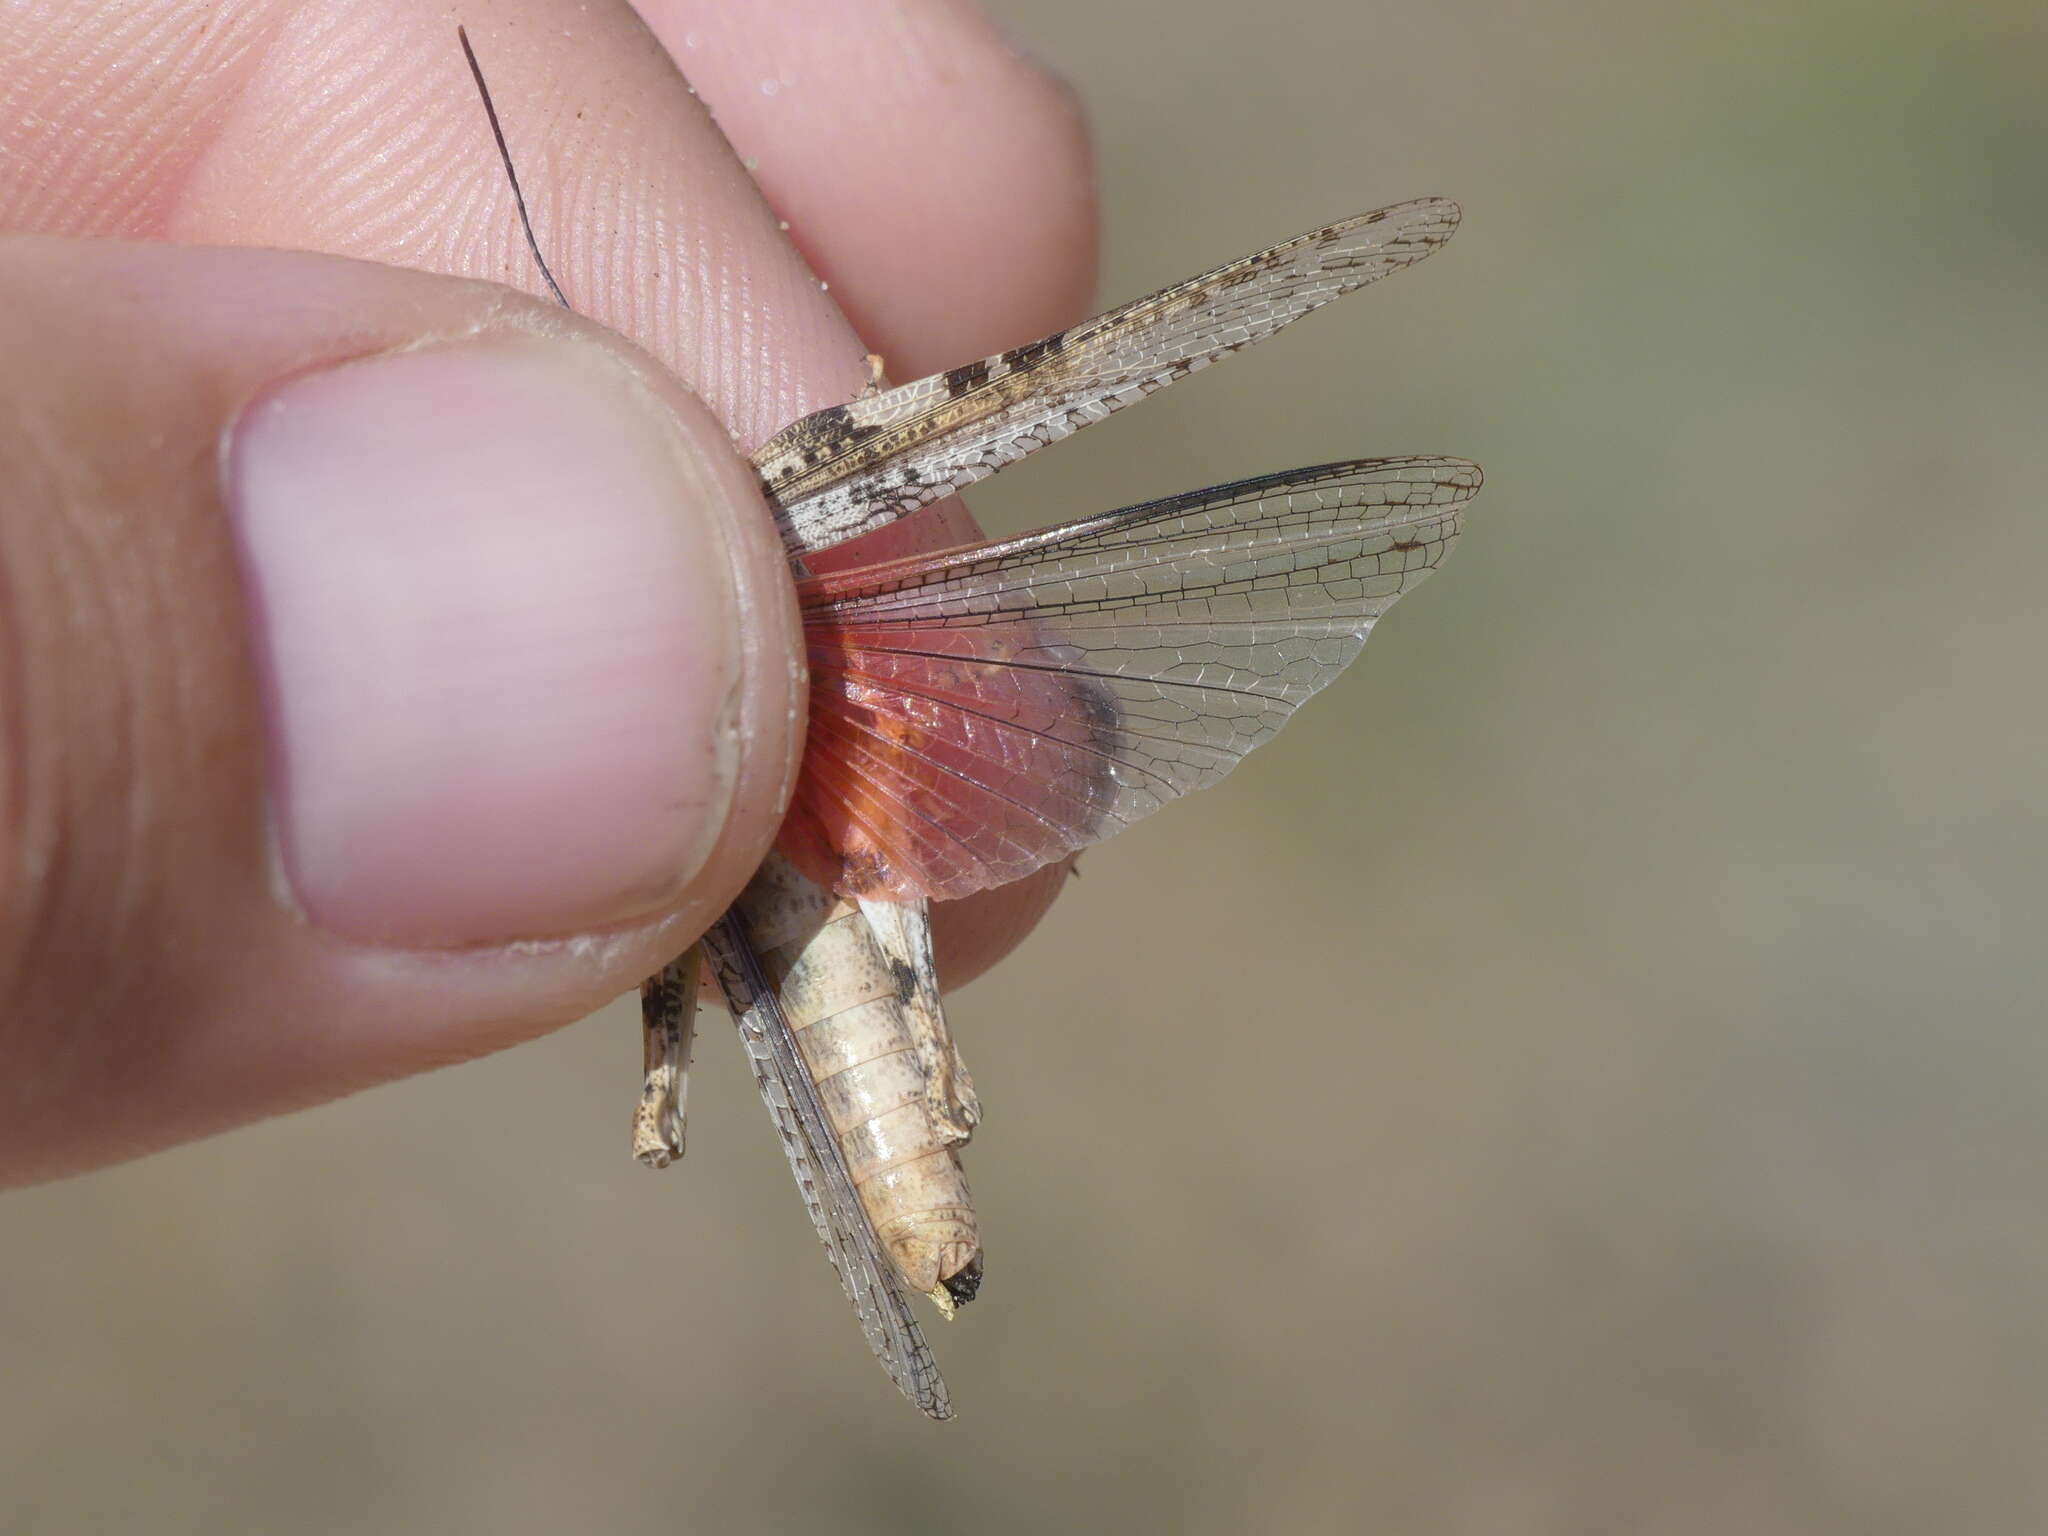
top-left (740, 867), bottom-right (980, 1301)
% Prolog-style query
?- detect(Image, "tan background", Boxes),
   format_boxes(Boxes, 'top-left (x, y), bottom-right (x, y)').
top-left (8, 0), bottom-right (2048, 1531)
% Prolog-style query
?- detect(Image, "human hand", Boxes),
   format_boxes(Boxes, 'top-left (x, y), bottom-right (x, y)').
top-left (0, 0), bottom-right (1095, 1183)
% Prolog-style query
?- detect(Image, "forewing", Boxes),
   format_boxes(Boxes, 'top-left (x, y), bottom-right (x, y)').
top-left (754, 198), bottom-right (1461, 556)
top-left (779, 457), bottom-right (1480, 901)
top-left (702, 913), bottom-right (952, 1420)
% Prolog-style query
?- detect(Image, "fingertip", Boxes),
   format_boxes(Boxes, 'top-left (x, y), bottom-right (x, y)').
top-left (227, 335), bottom-right (798, 947)
top-left (0, 240), bottom-right (805, 1181)
top-left (929, 858), bottom-right (1073, 992)
top-left (642, 0), bottom-right (1101, 376)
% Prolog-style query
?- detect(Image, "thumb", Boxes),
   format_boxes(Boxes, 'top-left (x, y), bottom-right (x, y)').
top-left (0, 237), bottom-right (802, 1184)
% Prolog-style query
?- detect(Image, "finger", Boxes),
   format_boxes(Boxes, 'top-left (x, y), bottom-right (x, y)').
top-left (635, 0), bottom-right (1099, 381)
top-left (0, 238), bottom-right (801, 1184)
top-left (630, 1), bottom-right (1099, 986)
top-left (0, 0), bottom-right (874, 438)
top-left (0, 0), bottom-right (1082, 984)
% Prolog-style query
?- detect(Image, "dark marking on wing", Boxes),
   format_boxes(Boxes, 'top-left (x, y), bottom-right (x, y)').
top-left (999, 330), bottom-right (1068, 374)
top-left (944, 358), bottom-right (993, 399)
top-left (752, 198), bottom-right (1464, 557)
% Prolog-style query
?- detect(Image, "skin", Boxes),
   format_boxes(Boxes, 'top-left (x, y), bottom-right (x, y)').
top-left (0, 0), bottom-right (1095, 1184)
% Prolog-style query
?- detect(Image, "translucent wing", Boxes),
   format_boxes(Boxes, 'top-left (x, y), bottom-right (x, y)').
top-left (702, 913), bottom-right (952, 1419)
top-left (754, 198), bottom-right (1462, 556)
top-left (780, 457), bottom-right (1480, 902)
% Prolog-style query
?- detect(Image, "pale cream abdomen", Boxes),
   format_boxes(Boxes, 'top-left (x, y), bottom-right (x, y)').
top-left (738, 856), bottom-right (980, 1302)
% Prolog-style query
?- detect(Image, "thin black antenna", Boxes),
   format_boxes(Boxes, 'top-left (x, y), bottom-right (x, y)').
top-left (458, 25), bottom-right (571, 309)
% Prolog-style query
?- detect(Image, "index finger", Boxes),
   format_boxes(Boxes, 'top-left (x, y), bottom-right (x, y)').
top-left (0, 0), bottom-right (1098, 984)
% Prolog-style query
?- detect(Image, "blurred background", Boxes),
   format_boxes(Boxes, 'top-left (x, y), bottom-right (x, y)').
top-left (8, 0), bottom-right (2047, 1531)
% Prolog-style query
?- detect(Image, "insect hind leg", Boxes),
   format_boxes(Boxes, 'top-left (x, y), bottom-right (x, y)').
top-left (633, 947), bottom-right (701, 1167)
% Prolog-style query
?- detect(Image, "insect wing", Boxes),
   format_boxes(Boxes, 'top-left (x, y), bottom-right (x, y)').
top-left (703, 913), bottom-right (952, 1419)
top-left (781, 457), bottom-right (1480, 901)
top-left (754, 198), bottom-right (1462, 556)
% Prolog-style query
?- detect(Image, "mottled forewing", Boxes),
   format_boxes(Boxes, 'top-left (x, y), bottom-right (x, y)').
top-left (788, 457), bottom-right (1479, 901)
top-left (703, 913), bottom-right (952, 1419)
top-left (753, 198), bottom-right (1461, 556)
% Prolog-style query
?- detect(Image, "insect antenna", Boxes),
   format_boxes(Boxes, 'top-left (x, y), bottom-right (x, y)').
top-left (457, 25), bottom-right (571, 309)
